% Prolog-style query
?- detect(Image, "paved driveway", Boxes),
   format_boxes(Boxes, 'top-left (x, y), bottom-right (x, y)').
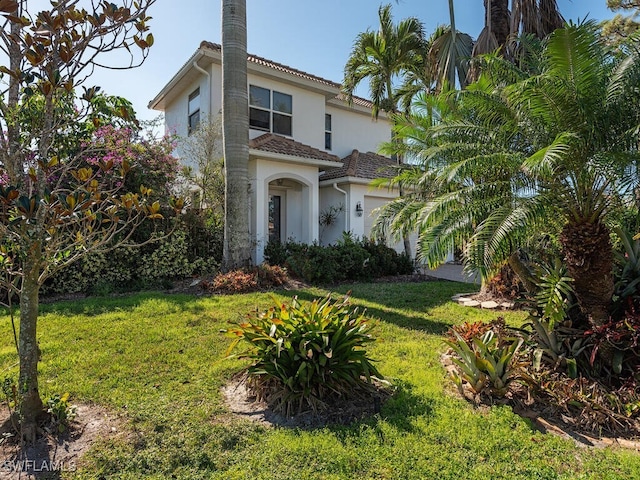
top-left (420, 263), bottom-right (480, 284)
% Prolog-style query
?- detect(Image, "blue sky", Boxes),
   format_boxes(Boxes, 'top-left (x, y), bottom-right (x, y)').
top-left (60, 0), bottom-right (615, 123)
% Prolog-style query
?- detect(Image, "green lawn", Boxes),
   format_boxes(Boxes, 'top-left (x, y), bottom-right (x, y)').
top-left (1, 281), bottom-right (639, 479)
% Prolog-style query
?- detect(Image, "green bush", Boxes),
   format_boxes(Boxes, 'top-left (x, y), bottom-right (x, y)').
top-left (264, 235), bottom-right (413, 284)
top-left (225, 294), bottom-right (382, 415)
top-left (138, 230), bottom-right (196, 280)
top-left (262, 239), bottom-right (288, 267)
top-left (42, 248), bottom-right (137, 295)
top-left (42, 215), bottom-right (222, 295)
top-left (361, 237), bottom-right (414, 277)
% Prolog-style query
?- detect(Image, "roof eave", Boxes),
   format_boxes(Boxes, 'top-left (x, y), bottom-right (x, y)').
top-left (319, 176), bottom-right (378, 186)
top-left (248, 63), bottom-right (340, 98)
top-left (327, 98), bottom-right (388, 119)
top-left (148, 49), bottom-right (213, 111)
top-left (250, 149), bottom-right (341, 168)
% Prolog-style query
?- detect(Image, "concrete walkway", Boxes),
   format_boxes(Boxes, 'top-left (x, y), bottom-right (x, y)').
top-left (420, 263), bottom-right (480, 284)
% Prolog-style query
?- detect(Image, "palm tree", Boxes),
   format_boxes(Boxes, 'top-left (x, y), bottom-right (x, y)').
top-left (428, 0), bottom-right (474, 91)
top-left (511, 0), bottom-right (564, 39)
top-left (474, 0), bottom-right (564, 59)
top-left (221, 0), bottom-right (251, 270)
top-left (342, 3), bottom-right (425, 118)
top-left (373, 22), bottom-right (640, 328)
top-left (473, 0), bottom-right (509, 58)
top-left (342, 3), bottom-right (425, 257)
top-left (395, 0), bottom-right (472, 112)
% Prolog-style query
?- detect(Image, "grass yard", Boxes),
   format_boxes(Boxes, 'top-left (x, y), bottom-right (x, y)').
top-left (1, 280), bottom-right (640, 479)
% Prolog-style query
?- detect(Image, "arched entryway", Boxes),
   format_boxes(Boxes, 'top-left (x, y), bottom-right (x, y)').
top-left (266, 176), bottom-right (310, 243)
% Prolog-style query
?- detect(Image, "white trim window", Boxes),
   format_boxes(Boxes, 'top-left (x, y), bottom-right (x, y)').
top-left (249, 85), bottom-right (292, 136)
top-left (188, 88), bottom-right (200, 134)
top-left (325, 113), bottom-right (332, 150)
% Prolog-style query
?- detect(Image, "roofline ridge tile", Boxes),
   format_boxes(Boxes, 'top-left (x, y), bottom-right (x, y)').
top-left (198, 40), bottom-right (375, 108)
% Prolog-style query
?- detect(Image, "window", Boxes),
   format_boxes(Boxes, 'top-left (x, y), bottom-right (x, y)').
top-left (249, 85), bottom-right (292, 136)
top-left (325, 114), bottom-right (332, 150)
top-left (188, 88), bottom-right (200, 134)
top-left (268, 194), bottom-right (282, 242)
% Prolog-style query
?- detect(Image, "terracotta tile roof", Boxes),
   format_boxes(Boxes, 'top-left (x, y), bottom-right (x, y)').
top-left (333, 93), bottom-right (375, 109)
top-left (199, 41), bottom-right (374, 109)
top-left (320, 150), bottom-right (399, 181)
top-left (250, 134), bottom-right (341, 163)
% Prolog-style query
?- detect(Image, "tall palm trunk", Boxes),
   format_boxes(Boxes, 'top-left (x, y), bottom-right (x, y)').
top-left (221, 0), bottom-right (251, 270)
top-left (487, 0), bottom-right (510, 50)
top-left (560, 220), bottom-right (613, 327)
top-left (386, 78), bottom-right (412, 259)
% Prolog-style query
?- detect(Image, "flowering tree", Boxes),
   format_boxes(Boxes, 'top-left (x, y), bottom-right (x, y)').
top-left (0, 0), bottom-right (182, 442)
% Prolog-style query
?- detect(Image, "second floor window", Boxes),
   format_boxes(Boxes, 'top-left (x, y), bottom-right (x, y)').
top-left (325, 114), bottom-right (332, 150)
top-left (249, 85), bottom-right (292, 136)
top-left (188, 88), bottom-right (200, 134)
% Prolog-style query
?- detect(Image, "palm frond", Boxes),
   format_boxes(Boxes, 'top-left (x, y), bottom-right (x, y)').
top-left (522, 132), bottom-right (575, 177)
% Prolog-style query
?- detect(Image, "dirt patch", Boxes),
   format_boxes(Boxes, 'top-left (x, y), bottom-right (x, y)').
top-left (222, 376), bottom-right (392, 429)
top-left (0, 404), bottom-right (122, 479)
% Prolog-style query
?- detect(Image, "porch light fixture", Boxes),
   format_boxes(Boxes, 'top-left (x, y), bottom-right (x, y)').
top-left (355, 201), bottom-right (363, 217)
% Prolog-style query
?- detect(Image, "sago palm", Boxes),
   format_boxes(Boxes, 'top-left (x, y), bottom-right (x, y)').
top-left (373, 22), bottom-right (640, 328)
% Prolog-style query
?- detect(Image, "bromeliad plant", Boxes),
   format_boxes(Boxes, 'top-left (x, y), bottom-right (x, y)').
top-left (445, 320), bottom-right (524, 399)
top-left (225, 294), bottom-right (382, 416)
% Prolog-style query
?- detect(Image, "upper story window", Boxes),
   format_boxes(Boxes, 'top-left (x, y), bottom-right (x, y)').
top-left (249, 85), bottom-right (292, 136)
top-left (325, 114), bottom-right (332, 150)
top-left (188, 88), bottom-right (200, 134)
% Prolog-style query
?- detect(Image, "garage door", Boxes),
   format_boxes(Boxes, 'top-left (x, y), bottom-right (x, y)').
top-left (364, 196), bottom-right (404, 253)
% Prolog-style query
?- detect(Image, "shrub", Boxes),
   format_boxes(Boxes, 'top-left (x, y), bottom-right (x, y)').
top-left (361, 237), bottom-right (413, 277)
top-left (263, 239), bottom-right (289, 267)
top-left (264, 235), bottom-right (413, 284)
top-left (225, 294), bottom-right (382, 415)
top-left (138, 230), bottom-right (196, 280)
top-left (41, 216), bottom-right (222, 295)
top-left (41, 247), bottom-right (137, 295)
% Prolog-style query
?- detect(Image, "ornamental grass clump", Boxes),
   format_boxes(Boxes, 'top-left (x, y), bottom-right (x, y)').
top-left (225, 294), bottom-right (382, 416)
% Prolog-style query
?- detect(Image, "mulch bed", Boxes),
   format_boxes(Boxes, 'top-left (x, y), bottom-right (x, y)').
top-left (221, 375), bottom-right (393, 429)
top-left (440, 352), bottom-right (640, 450)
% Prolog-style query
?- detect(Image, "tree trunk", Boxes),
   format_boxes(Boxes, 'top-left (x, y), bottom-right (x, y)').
top-left (18, 259), bottom-right (44, 443)
top-left (221, 0), bottom-right (252, 270)
top-left (560, 220), bottom-right (613, 327)
top-left (507, 250), bottom-right (537, 294)
top-left (487, 0), bottom-right (510, 50)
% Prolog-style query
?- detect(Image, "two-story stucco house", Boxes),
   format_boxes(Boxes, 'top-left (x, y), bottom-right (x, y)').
top-left (149, 41), bottom-right (414, 264)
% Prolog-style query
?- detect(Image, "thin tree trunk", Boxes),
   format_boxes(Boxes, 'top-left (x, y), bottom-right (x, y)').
top-left (386, 77), bottom-right (412, 260)
top-left (222, 0), bottom-right (251, 270)
top-left (448, 0), bottom-right (457, 87)
top-left (560, 220), bottom-right (613, 327)
top-left (5, 0), bottom-right (21, 181)
top-left (18, 258), bottom-right (44, 443)
top-left (507, 250), bottom-right (537, 294)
